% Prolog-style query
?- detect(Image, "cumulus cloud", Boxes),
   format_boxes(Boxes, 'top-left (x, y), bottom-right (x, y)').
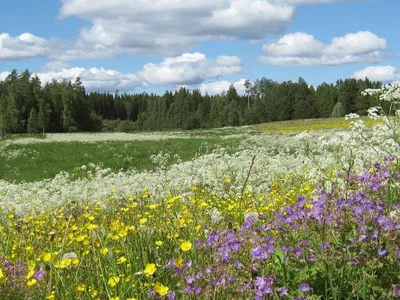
top-left (286, 0), bottom-right (360, 3)
top-left (0, 33), bottom-right (48, 60)
top-left (198, 78), bottom-right (248, 96)
top-left (0, 71), bottom-right (10, 81)
top-left (353, 66), bottom-right (400, 82)
top-left (0, 32), bottom-right (119, 61)
top-left (0, 1), bottom-right (363, 60)
top-left (137, 52), bottom-right (243, 85)
top-left (59, 0), bottom-right (296, 55)
top-left (34, 63), bottom-right (141, 92)
top-left (0, 52), bottom-right (243, 92)
top-left (260, 31), bottom-right (387, 66)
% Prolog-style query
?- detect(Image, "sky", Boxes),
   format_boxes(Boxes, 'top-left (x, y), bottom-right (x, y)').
top-left (0, 0), bottom-right (399, 95)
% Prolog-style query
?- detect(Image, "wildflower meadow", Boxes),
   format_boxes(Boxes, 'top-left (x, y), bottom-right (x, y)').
top-left (1, 83), bottom-right (400, 299)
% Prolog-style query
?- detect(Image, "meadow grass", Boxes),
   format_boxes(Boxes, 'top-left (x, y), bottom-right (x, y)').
top-left (0, 137), bottom-right (240, 182)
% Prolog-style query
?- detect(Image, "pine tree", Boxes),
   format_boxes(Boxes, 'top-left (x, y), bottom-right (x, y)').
top-left (27, 107), bottom-right (40, 133)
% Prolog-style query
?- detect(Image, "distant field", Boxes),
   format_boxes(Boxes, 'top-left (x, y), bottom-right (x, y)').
top-left (0, 117), bottom-right (382, 183)
top-left (0, 135), bottom-right (240, 182)
top-left (255, 116), bottom-right (381, 133)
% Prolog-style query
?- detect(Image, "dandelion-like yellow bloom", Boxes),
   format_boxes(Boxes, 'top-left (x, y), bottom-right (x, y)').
top-left (75, 284), bottom-right (86, 292)
top-left (155, 241), bottom-right (163, 246)
top-left (0, 269), bottom-right (6, 283)
top-left (117, 256), bottom-right (127, 264)
top-left (27, 278), bottom-right (37, 286)
top-left (143, 263), bottom-right (157, 276)
top-left (108, 276), bottom-right (120, 287)
top-left (180, 241), bottom-right (192, 252)
top-left (154, 282), bottom-right (169, 296)
top-left (43, 252), bottom-right (52, 262)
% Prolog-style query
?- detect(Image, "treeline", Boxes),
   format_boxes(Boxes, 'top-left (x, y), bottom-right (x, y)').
top-left (0, 69), bottom-right (382, 135)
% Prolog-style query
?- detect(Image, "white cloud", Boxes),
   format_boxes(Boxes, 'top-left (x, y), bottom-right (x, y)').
top-left (198, 78), bottom-right (248, 96)
top-left (286, 0), bottom-right (360, 3)
top-left (352, 66), bottom-right (400, 82)
top-left (35, 64), bottom-right (141, 92)
top-left (0, 32), bottom-right (119, 61)
top-left (0, 71), bottom-right (10, 81)
top-left (137, 52), bottom-right (243, 85)
top-left (59, 0), bottom-right (296, 55)
top-left (263, 32), bottom-right (324, 57)
top-left (2, 52), bottom-right (243, 92)
top-left (0, 33), bottom-right (48, 60)
top-left (260, 31), bottom-right (387, 66)
top-left (0, 1), bottom-right (363, 60)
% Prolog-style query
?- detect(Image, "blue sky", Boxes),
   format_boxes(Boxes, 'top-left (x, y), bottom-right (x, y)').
top-left (0, 0), bottom-right (399, 95)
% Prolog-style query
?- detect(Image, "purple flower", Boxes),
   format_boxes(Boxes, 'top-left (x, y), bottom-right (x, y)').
top-left (193, 286), bottom-right (202, 295)
top-left (185, 260), bottom-right (192, 268)
top-left (279, 287), bottom-right (289, 297)
top-left (377, 248), bottom-right (387, 256)
top-left (349, 258), bottom-right (359, 265)
top-left (393, 285), bottom-right (400, 295)
top-left (396, 248), bottom-right (400, 259)
top-left (251, 245), bottom-right (262, 260)
top-left (234, 260), bottom-right (243, 269)
top-left (321, 242), bottom-right (330, 250)
top-left (184, 286), bottom-right (191, 293)
top-left (299, 282), bottom-right (312, 293)
top-left (33, 270), bottom-right (45, 280)
top-left (165, 259), bottom-right (175, 269)
top-left (294, 247), bottom-right (302, 257)
top-left (219, 246), bottom-right (231, 261)
top-left (255, 276), bottom-right (267, 289)
top-left (185, 276), bottom-right (196, 285)
top-left (167, 291), bottom-right (176, 300)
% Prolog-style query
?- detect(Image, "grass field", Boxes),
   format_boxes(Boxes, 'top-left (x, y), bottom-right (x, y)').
top-left (0, 117), bottom-right (373, 183)
top-left (0, 137), bottom-right (240, 182)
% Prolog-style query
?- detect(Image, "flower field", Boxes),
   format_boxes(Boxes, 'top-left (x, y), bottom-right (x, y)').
top-left (1, 84), bottom-right (400, 299)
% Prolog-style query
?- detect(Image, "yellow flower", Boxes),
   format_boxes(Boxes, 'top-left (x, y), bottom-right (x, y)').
top-left (175, 257), bottom-right (183, 267)
top-left (43, 252), bottom-right (52, 262)
top-left (100, 248), bottom-right (109, 255)
top-left (117, 256), bottom-right (127, 264)
top-left (108, 276), bottom-right (120, 287)
top-left (75, 284), bottom-right (86, 292)
top-left (225, 178), bottom-right (231, 184)
top-left (55, 258), bottom-right (72, 269)
top-left (143, 263), bottom-right (157, 276)
top-left (0, 268), bottom-right (6, 283)
top-left (110, 297), bottom-right (120, 300)
top-left (155, 241), bottom-right (163, 246)
top-left (27, 278), bottom-right (37, 286)
top-left (90, 288), bottom-right (99, 297)
top-left (85, 223), bottom-right (97, 230)
top-left (154, 282), bottom-right (169, 296)
top-left (46, 292), bottom-right (56, 300)
top-left (180, 241), bottom-right (192, 252)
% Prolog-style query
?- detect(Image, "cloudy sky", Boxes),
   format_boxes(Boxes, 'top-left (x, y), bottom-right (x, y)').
top-left (0, 0), bottom-right (399, 95)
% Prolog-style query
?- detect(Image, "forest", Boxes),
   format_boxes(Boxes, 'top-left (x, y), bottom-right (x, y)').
top-left (0, 69), bottom-right (382, 134)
